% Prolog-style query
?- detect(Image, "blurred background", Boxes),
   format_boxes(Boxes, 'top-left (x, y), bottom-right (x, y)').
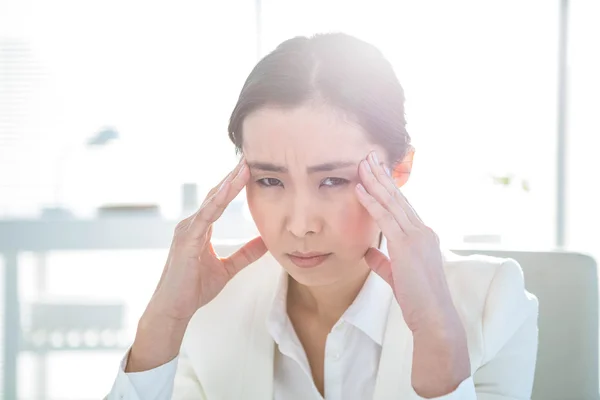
top-left (0, 0), bottom-right (598, 399)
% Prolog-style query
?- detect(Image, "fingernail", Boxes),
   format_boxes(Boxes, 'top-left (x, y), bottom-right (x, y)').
top-left (363, 159), bottom-right (372, 173)
top-left (384, 166), bottom-right (391, 177)
top-left (371, 152), bottom-right (379, 164)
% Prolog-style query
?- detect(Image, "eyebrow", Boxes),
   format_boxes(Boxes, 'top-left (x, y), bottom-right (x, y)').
top-left (247, 161), bottom-right (357, 174)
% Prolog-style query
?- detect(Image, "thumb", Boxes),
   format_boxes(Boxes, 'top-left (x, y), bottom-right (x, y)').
top-left (223, 236), bottom-right (268, 275)
top-left (364, 247), bottom-right (394, 288)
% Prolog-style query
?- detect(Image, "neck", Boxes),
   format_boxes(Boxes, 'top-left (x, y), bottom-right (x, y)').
top-left (287, 266), bottom-right (371, 327)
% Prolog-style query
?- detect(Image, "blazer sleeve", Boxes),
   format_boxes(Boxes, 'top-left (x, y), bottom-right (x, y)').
top-left (407, 258), bottom-right (539, 400)
top-left (473, 258), bottom-right (540, 399)
top-left (105, 349), bottom-right (207, 400)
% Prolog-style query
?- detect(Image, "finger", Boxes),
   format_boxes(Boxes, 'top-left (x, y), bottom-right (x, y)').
top-left (358, 158), bottom-right (414, 232)
top-left (180, 159), bottom-right (243, 220)
top-left (355, 182), bottom-right (406, 239)
top-left (188, 160), bottom-right (249, 238)
top-left (200, 156), bottom-right (246, 209)
top-left (366, 152), bottom-right (423, 228)
top-left (222, 236), bottom-right (268, 276)
top-left (364, 247), bottom-right (394, 287)
top-left (190, 161), bottom-right (249, 237)
top-left (186, 180), bottom-right (229, 238)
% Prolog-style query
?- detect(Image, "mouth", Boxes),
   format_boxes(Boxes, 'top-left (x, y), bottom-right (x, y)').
top-left (286, 252), bottom-right (332, 268)
top-left (289, 251), bottom-right (329, 258)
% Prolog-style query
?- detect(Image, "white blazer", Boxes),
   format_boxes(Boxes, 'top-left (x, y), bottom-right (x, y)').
top-left (110, 250), bottom-right (539, 400)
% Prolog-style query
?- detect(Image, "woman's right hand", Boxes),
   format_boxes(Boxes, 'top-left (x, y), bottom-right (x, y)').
top-left (127, 157), bottom-right (267, 372)
top-left (147, 157), bottom-right (267, 322)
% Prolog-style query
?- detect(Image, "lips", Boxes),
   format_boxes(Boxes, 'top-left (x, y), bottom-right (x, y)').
top-left (286, 252), bottom-right (332, 268)
top-left (289, 251), bottom-right (329, 258)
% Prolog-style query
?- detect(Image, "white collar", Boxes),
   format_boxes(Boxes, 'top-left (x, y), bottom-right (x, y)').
top-left (341, 269), bottom-right (393, 345)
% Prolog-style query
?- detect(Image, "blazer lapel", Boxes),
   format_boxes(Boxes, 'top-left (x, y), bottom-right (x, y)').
top-left (238, 283), bottom-right (276, 399)
top-left (373, 299), bottom-right (413, 400)
top-left (187, 253), bottom-right (279, 400)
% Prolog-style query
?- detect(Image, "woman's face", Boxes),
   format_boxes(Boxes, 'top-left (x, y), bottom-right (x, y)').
top-left (242, 105), bottom-right (388, 287)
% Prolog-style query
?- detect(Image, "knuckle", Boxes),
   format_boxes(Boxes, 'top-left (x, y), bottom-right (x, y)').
top-left (382, 194), bottom-right (395, 210)
top-left (383, 213), bottom-right (396, 227)
top-left (427, 227), bottom-right (440, 243)
top-left (414, 228), bottom-right (434, 244)
top-left (391, 188), bottom-right (403, 203)
top-left (206, 186), bottom-right (221, 201)
top-left (377, 170), bottom-right (389, 181)
top-left (207, 185), bottom-right (219, 197)
top-left (201, 193), bottom-right (217, 209)
top-left (175, 219), bottom-right (190, 234)
top-left (415, 233), bottom-right (427, 244)
top-left (369, 173), bottom-right (379, 186)
top-left (364, 197), bottom-right (378, 211)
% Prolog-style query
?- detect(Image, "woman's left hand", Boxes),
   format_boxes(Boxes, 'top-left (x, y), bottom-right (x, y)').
top-left (355, 151), bottom-right (460, 335)
top-left (356, 151), bottom-right (471, 397)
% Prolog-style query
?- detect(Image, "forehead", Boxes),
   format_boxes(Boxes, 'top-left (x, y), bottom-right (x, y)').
top-left (241, 105), bottom-right (376, 164)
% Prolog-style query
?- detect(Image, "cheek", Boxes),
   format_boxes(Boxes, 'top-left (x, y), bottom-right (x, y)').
top-left (333, 194), bottom-right (379, 245)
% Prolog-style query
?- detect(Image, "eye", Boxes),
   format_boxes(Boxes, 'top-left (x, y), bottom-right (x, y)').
top-left (256, 178), bottom-right (283, 187)
top-left (320, 177), bottom-right (350, 188)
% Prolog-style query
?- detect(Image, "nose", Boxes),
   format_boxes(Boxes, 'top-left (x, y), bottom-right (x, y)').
top-left (286, 192), bottom-right (322, 238)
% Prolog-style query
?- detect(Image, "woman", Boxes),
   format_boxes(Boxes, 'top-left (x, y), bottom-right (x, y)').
top-left (107, 33), bottom-right (538, 400)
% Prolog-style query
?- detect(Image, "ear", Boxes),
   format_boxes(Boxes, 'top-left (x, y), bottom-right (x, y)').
top-left (392, 147), bottom-right (415, 188)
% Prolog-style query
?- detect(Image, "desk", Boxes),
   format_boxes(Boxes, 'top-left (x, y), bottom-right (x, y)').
top-left (0, 215), bottom-right (256, 399)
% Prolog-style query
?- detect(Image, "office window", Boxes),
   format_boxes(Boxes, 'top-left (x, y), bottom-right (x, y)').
top-left (0, 0), bottom-right (257, 222)
top-left (0, 1), bottom-right (258, 398)
top-left (567, 0), bottom-right (600, 258)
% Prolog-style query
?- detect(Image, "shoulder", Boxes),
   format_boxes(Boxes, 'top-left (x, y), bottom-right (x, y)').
top-left (442, 251), bottom-right (539, 366)
top-left (442, 251), bottom-right (526, 311)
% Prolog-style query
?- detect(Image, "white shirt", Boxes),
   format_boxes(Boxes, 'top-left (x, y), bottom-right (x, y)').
top-left (117, 270), bottom-right (393, 400)
top-left (269, 270), bottom-right (393, 400)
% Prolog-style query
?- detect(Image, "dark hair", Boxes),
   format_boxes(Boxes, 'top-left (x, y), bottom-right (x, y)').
top-left (228, 32), bottom-right (411, 167)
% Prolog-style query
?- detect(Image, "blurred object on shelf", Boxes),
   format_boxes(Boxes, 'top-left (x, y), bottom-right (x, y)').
top-left (96, 203), bottom-right (160, 218)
